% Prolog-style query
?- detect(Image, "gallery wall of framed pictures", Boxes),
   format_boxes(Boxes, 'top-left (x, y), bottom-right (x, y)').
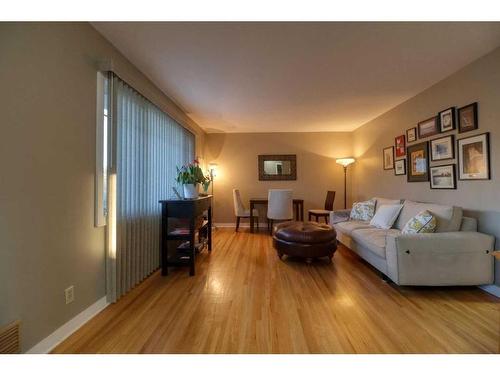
top-left (382, 101), bottom-right (491, 190)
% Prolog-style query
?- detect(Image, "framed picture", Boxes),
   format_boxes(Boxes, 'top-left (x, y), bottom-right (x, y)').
top-left (430, 164), bottom-right (456, 189)
top-left (458, 102), bottom-right (478, 133)
top-left (438, 107), bottom-right (456, 133)
top-left (383, 146), bottom-right (394, 170)
top-left (457, 132), bottom-right (490, 180)
top-left (395, 135), bottom-right (406, 157)
top-left (394, 159), bottom-right (406, 176)
top-left (406, 127), bottom-right (417, 143)
top-left (418, 116), bottom-right (439, 138)
top-left (407, 142), bottom-right (429, 182)
top-left (430, 135), bottom-right (455, 161)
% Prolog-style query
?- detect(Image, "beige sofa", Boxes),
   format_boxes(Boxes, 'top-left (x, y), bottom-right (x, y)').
top-left (330, 197), bottom-right (495, 286)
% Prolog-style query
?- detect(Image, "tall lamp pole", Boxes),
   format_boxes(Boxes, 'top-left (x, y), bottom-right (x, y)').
top-left (335, 158), bottom-right (355, 209)
top-left (208, 163), bottom-right (218, 228)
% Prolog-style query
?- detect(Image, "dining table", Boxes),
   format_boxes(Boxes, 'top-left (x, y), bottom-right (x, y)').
top-left (249, 198), bottom-right (304, 233)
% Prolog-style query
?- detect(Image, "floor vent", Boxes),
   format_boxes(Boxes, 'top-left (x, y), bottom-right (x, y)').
top-left (0, 321), bottom-right (20, 354)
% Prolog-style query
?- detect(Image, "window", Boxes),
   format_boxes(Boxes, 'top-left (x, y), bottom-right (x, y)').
top-left (95, 71), bottom-right (110, 227)
top-left (105, 74), bottom-right (195, 301)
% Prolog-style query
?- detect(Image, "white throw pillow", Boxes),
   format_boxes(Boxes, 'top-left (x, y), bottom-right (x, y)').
top-left (369, 204), bottom-right (403, 229)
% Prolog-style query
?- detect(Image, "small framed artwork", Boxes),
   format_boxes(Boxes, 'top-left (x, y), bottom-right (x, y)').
top-left (457, 132), bottom-right (490, 180)
top-left (457, 102), bottom-right (479, 133)
top-left (458, 102), bottom-right (478, 133)
top-left (395, 135), bottom-right (406, 157)
top-left (407, 142), bottom-right (429, 182)
top-left (430, 135), bottom-right (455, 161)
top-left (394, 159), bottom-right (406, 176)
top-left (430, 164), bottom-right (456, 189)
top-left (438, 107), bottom-right (456, 133)
top-left (418, 116), bottom-right (440, 138)
top-left (406, 127), bottom-right (417, 143)
top-left (383, 146), bottom-right (394, 170)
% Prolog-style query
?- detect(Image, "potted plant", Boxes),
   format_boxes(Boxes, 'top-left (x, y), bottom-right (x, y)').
top-left (175, 159), bottom-right (208, 199)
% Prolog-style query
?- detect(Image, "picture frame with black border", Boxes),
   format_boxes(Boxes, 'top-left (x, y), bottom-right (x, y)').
top-left (383, 146), bottom-right (394, 170)
top-left (406, 127), bottom-right (417, 143)
top-left (458, 102), bottom-right (478, 134)
top-left (438, 106), bottom-right (456, 133)
top-left (394, 159), bottom-right (406, 176)
top-left (430, 164), bottom-right (456, 190)
top-left (457, 132), bottom-right (490, 180)
top-left (417, 116), bottom-right (439, 139)
top-left (430, 135), bottom-right (455, 162)
top-left (407, 141), bottom-right (429, 182)
top-left (395, 134), bottom-right (406, 158)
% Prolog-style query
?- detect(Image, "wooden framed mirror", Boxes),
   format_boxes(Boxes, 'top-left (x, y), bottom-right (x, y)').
top-left (258, 154), bottom-right (297, 181)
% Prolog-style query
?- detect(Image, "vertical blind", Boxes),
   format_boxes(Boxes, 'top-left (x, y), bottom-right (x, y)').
top-left (107, 75), bottom-right (195, 302)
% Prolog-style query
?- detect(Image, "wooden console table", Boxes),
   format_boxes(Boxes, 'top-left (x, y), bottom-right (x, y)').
top-left (159, 196), bottom-right (212, 276)
top-left (249, 198), bottom-right (304, 233)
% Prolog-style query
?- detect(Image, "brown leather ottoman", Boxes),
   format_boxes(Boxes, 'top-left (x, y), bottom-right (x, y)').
top-left (273, 221), bottom-right (337, 261)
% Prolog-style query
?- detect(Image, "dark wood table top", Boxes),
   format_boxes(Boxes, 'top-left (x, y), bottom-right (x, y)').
top-left (250, 198), bottom-right (304, 203)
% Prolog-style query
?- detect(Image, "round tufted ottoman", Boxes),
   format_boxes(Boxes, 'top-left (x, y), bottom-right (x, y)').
top-left (273, 221), bottom-right (337, 262)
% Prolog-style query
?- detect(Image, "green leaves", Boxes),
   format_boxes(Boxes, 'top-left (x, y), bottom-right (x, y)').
top-left (175, 160), bottom-right (210, 187)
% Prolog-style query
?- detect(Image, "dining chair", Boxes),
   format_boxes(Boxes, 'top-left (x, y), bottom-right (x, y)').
top-left (233, 189), bottom-right (259, 232)
top-left (267, 189), bottom-right (293, 234)
top-left (308, 190), bottom-right (336, 223)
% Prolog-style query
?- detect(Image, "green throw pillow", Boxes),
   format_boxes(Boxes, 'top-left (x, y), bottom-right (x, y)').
top-left (350, 199), bottom-right (376, 221)
top-left (402, 210), bottom-right (437, 234)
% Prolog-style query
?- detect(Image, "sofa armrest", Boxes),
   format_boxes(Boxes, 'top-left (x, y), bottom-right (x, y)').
top-left (329, 209), bottom-right (351, 224)
top-left (385, 231), bottom-right (495, 285)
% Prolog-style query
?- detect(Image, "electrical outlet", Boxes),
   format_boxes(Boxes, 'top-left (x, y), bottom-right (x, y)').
top-left (65, 286), bottom-right (74, 305)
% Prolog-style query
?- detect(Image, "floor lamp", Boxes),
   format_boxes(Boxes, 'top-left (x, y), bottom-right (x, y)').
top-left (208, 163), bottom-right (218, 229)
top-left (335, 158), bottom-right (355, 209)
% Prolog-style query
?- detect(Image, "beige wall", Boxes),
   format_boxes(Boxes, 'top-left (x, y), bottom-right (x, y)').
top-left (352, 46), bottom-right (500, 286)
top-left (0, 22), bottom-right (205, 351)
top-left (204, 132), bottom-right (353, 224)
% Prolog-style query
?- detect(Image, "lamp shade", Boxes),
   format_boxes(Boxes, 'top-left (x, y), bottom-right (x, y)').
top-left (336, 158), bottom-right (355, 167)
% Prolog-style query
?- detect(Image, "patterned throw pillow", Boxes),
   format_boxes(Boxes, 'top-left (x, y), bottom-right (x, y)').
top-left (350, 199), bottom-right (376, 221)
top-left (402, 210), bottom-right (437, 234)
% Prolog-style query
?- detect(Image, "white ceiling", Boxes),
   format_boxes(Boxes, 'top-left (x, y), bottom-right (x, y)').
top-left (93, 22), bottom-right (500, 133)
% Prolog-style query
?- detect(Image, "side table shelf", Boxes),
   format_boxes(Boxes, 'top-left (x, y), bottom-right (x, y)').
top-left (159, 196), bottom-right (212, 276)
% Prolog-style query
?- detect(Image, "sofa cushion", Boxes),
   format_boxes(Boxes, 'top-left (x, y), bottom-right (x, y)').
top-left (460, 217), bottom-right (478, 232)
top-left (395, 200), bottom-right (463, 232)
top-left (373, 197), bottom-right (401, 214)
top-left (351, 228), bottom-right (401, 259)
top-left (334, 220), bottom-right (372, 235)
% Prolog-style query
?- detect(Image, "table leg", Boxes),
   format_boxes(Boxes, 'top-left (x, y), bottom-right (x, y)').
top-left (250, 201), bottom-right (255, 233)
top-left (189, 218), bottom-right (195, 276)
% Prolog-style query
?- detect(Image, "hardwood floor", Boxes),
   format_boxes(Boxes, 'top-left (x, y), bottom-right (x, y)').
top-left (53, 228), bottom-right (500, 354)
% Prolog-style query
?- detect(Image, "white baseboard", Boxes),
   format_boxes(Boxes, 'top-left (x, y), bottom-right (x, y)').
top-left (26, 296), bottom-right (109, 354)
top-left (479, 284), bottom-right (500, 298)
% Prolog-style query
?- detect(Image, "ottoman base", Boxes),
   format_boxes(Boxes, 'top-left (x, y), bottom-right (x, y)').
top-left (273, 238), bottom-right (337, 260)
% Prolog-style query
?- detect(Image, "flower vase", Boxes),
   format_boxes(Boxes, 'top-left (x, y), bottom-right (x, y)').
top-left (183, 184), bottom-right (199, 199)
